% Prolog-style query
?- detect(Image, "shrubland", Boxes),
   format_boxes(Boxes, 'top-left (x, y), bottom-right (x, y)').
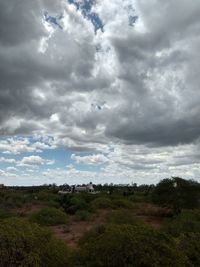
top-left (0, 177), bottom-right (200, 266)
top-left (0, 218), bottom-right (69, 267)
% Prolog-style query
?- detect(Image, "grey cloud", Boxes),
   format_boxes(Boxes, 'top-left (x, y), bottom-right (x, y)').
top-left (0, 0), bottom-right (46, 46)
top-left (101, 1), bottom-right (200, 147)
top-left (0, 0), bottom-right (200, 155)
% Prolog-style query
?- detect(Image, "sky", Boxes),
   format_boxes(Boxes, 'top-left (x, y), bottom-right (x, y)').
top-left (0, 0), bottom-right (200, 186)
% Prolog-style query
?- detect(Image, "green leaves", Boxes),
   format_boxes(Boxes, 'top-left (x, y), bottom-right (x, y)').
top-left (30, 207), bottom-right (68, 226)
top-left (0, 218), bottom-right (69, 267)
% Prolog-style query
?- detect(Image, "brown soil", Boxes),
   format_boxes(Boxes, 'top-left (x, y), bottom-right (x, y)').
top-left (135, 215), bottom-right (164, 229)
top-left (51, 209), bottom-right (164, 247)
top-left (15, 203), bottom-right (47, 216)
top-left (51, 209), bottom-right (109, 248)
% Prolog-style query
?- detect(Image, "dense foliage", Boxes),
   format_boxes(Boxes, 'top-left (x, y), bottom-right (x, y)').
top-left (1, 178), bottom-right (200, 267)
top-left (72, 224), bottom-right (187, 267)
top-left (163, 210), bottom-right (200, 237)
top-left (30, 207), bottom-right (68, 226)
top-left (152, 177), bottom-right (200, 213)
top-left (0, 218), bottom-right (69, 267)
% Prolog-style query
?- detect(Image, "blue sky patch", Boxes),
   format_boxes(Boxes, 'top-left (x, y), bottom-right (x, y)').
top-left (44, 11), bottom-right (63, 29)
top-left (68, 0), bottom-right (104, 33)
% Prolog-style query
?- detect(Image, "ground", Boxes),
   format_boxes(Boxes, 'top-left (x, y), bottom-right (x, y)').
top-left (50, 208), bottom-right (164, 247)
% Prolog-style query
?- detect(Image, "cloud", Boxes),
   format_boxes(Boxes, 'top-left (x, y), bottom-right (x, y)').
top-left (18, 155), bottom-right (55, 166)
top-left (0, 157), bottom-right (16, 164)
top-left (0, 137), bottom-right (55, 154)
top-left (0, 0), bottom-right (200, 184)
top-left (71, 153), bottom-right (108, 165)
top-left (6, 167), bottom-right (17, 172)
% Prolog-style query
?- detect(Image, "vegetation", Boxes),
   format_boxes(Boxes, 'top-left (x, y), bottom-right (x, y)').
top-left (75, 210), bottom-right (93, 221)
top-left (152, 177), bottom-right (200, 214)
top-left (91, 197), bottom-right (113, 209)
top-left (0, 218), bottom-right (69, 267)
top-left (30, 207), bottom-right (68, 226)
top-left (178, 233), bottom-right (200, 267)
top-left (163, 210), bottom-right (200, 237)
top-left (106, 209), bottom-right (140, 225)
top-left (73, 224), bottom-right (187, 267)
top-left (0, 177), bottom-right (200, 266)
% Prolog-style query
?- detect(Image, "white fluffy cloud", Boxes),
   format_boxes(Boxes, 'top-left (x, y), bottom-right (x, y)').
top-left (71, 153), bottom-right (108, 165)
top-left (0, 157), bottom-right (16, 164)
top-left (0, 137), bottom-right (55, 154)
top-left (18, 155), bottom-right (55, 166)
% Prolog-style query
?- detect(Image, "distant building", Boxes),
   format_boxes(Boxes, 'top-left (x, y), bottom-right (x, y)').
top-left (58, 182), bottom-right (95, 194)
top-left (0, 184), bottom-right (4, 189)
top-left (75, 182), bottom-right (94, 193)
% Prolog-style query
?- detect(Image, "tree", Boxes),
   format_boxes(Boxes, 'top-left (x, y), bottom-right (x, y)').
top-left (152, 177), bottom-right (200, 214)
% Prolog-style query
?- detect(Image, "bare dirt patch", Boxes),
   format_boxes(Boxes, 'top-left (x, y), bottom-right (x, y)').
top-left (15, 203), bottom-right (48, 216)
top-left (136, 215), bottom-right (164, 229)
top-left (51, 209), bottom-right (110, 247)
top-left (51, 208), bottom-right (165, 247)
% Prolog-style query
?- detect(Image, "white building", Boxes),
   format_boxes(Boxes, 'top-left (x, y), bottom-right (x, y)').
top-left (75, 182), bottom-right (94, 193)
top-left (58, 182), bottom-right (95, 194)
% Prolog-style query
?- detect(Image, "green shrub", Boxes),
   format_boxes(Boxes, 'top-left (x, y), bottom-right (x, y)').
top-left (60, 195), bottom-right (89, 214)
top-left (0, 209), bottom-right (16, 220)
top-left (30, 207), bottom-right (68, 226)
top-left (135, 203), bottom-right (173, 217)
top-left (163, 210), bottom-right (200, 237)
top-left (73, 224), bottom-right (187, 267)
top-left (47, 199), bottom-right (61, 208)
top-left (178, 233), bottom-right (200, 267)
top-left (36, 191), bottom-right (60, 202)
top-left (107, 209), bottom-right (141, 225)
top-left (112, 198), bottom-right (133, 209)
top-left (0, 192), bottom-right (25, 209)
top-left (128, 194), bottom-right (150, 203)
top-left (0, 218), bottom-right (69, 267)
top-left (75, 210), bottom-right (93, 221)
top-left (92, 197), bottom-right (112, 209)
top-left (78, 192), bottom-right (97, 203)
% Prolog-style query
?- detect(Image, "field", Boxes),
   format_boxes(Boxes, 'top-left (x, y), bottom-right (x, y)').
top-left (0, 177), bottom-right (200, 267)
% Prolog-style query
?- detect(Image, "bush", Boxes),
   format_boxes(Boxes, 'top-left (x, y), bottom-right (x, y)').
top-left (92, 197), bottom-right (112, 209)
top-left (30, 207), bottom-right (68, 226)
top-left (73, 224), bottom-right (188, 267)
top-left (178, 233), bottom-right (200, 267)
top-left (128, 194), bottom-right (151, 203)
top-left (0, 192), bottom-right (25, 209)
top-left (135, 203), bottom-right (173, 217)
top-left (163, 210), bottom-right (200, 237)
top-left (112, 198), bottom-right (134, 209)
top-left (0, 209), bottom-right (16, 220)
top-left (60, 195), bottom-right (89, 214)
top-left (0, 218), bottom-right (69, 267)
top-left (107, 209), bottom-right (141, 225)
top-left (75, 210), bottom-right (93, 221)
top-left (36, 191), bottom-right (60, 202)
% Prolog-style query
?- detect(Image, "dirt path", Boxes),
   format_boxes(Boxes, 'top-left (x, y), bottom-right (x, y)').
top-left (14, 203), bottom-right (48, 216)
top-left (51, 209), bottom-right (164, 247)
top-left (135, 215), bottom-right (164, 229)
top-left (51, 209), bottom-right (109, 247)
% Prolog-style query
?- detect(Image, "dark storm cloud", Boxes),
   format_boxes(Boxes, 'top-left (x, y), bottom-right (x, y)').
top-left (102, 0), bottom-right (200, 147)
top-left (0, 0), bottom-right (46, 46)
top-left (1, 0), bottom-right (200, 150)
top-left (0, 0), bottom-right (98, 136)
